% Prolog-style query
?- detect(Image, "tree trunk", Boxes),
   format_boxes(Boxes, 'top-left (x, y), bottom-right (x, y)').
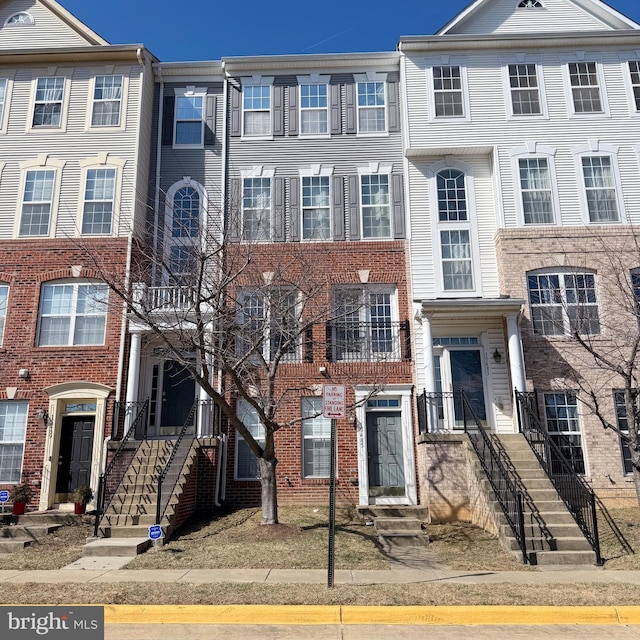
top-left (259, 457), bottom-right (278, 524)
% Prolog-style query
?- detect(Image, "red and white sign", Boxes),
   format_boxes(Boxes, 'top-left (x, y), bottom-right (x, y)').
top-left (322, 384), bottom-right (346, 419)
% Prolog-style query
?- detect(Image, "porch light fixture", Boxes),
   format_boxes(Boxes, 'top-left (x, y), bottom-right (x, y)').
top-left (493, 349), bottom-right (503, 364)
top-left (35, 408), bottom-right (50, 424)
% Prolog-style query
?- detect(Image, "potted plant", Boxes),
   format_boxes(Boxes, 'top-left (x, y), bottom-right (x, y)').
top-left (71, 484), bottom-right (93, 514)
top-left (10, 483), bottom-right (33, 515)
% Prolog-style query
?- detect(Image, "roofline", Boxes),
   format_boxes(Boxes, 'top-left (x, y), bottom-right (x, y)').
top-left (154, 60), bottom-right (224, 79)
top-left (0, 44), bottom-right (159, 65)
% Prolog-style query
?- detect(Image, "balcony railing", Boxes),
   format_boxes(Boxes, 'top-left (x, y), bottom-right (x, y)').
top-left (133, 283), bottom-right (197, 312)
top-left (325, 320), bottom-right (410, 362)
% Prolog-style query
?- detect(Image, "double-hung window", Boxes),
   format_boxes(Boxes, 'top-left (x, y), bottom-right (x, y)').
top-left (82, 168), bottom-right (116, 235)
top-left (0, 78), bottom-right (7, 127)
top-left (242, 177), bottom-right (271, 241)
top-left (568, 62), bottom-right (603, 114)
top-left (581, 155), bottom-right (619, 223)
top-left (629, 61), bottom-right (640, 111)
top-left (528, 270), bottom-right (600, 336)
top-left (357, 81), bottom-right (386, 133)
top-left (544, 391), bottom-right (585, 474)
top-left (361, 174), bottom-right (390, 238)
top-left (614, 391), bottom-right (635, 475)
top-left (235, 400), bottom-right (265, 480)
top-left (91, 75), bottom-right (123, 127)
top-left (302, 176), bottom-right (330, 240)
top-left (0, 402), bottom-right (28, 484)
top-left (243, 85), bottom-right (271, 137)
top-left (300, 83), bottom-right (328, 135)
top-left (433, 66), bottom-right (464, 118)
top-left (38, 281), bottom-right (109, 346)
top-left (508, 64), bottom-right (542, 115)
top-left (174, 89), bottom-right (205, 146)
top-left (32, 77), bottom-right (65, 128)
top-left (0, 285), bottom-right (7, 345)
top-left (302, 397), bottom-right (331, 478)
top-left (518, 157), bottom-right (555, 224)
top-left (19, 169), bottom-right (54, 236)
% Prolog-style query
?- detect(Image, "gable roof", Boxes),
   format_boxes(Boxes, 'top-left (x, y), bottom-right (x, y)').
top-left (438, 0), bottom-right (640, 35)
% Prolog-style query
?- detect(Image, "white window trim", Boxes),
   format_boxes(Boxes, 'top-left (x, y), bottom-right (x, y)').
top-left (427, 159), bottom-right (482, 297)
top-left (561, 56), bottom-right (610, 118)
top-left (299, 169), bottom-right (333, 242)
top-left (572, 142), bottom-right (625, 224)
top-left (357, 163), bottom-right (393, 240)
top-left (234, 401), bottom-right (265, 481)
top-left (240, 76), bottom-right (274, 140)
top-left (621, 53), bottom-right (640, 116)
top-left (172, 86), bottom-right (206, 148)
top-left (297, 74), bottom-right (331, 138)
top-left (354, 72), bottom-right (388, 137)
top-left (0, 401), bottom-right (28, 485)
top-left (4, 12), bottom-right (34, 26)
top-left (28, 74), bottom-right (70, 133)
top-left (510, 143), bottom-right (560, 226)
top-left (301, 396), bottom-right (331, 479)
top-left (501, 57), bottom-right (548, 120)
top-left (0, 283), bottom-right (8, 346)
top-left (77, 155), bottom-right (126, 237)
top-left (86, 73), bottom-right (128, 132)
top-left (240, 166), bottom-right (274, 242)
top-left (0, 76), bottom-right (13, 134)
top-left (426, 60), bottom-right (471, 123)
top-left (15, 155), bottom-right (66, 239)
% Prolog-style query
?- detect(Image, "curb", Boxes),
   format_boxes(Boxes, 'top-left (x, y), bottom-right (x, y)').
top-left (102, 605), bottom-right (640, 626)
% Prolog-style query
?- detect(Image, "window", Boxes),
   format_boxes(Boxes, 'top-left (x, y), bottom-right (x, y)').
top-left (614, 391), bottom-right (636, 475)
top-left (568, 62), bottom-right (603, 114)
top-left (632, 270), bottom-right (640, 308)
top-left (174, 90), bottom-right (204, 146)
top-left (0, 285), bottom-right (7, 344)
top-left (82, 168), bottom-right (116, 235)
top-left (32, 77), bottom-right (65, 128)
top-left (19, 169), bottom-right (54, 236)
top-left (6, 12), bottom-right (34, 24)
top-left (91, 75), bottom-right (122, 127)
top-left (235, 400), bottom-right (265, 480)
top-left (544, 391), bottom-right (585, 474)
top-left (433, 66), bottom-right (464, 118)
top-left (243, 85), bottom-right (271, 137)
top-left (528, 271), bottom-right (600, 336)
top-left (437, 169), bottom-right (467, 222)
top-left (0, 402), bottom-right (28, 484)
top-left (361, 174), bottom-right (390, 238)
top-left (38, 282), bottom-right (109, 346)
top-left (0, 78), bottom-right (6, 126)
top-left (508, 64), bottom-right (542, 115)
top-left (302, 397), bottom-right (331, 478)
top-left (581, 156), bottom-right (619, 223)
top-left (629, 61), bottom-right (640, 111)
top-left (357, 82), bottom-right (386, 133)
top-left (302, 176), bottom-right (330, 240)
top-left (440, 230), bottom-right (473, 291)
top-left (300, 83), bottom-right (328, 135)
top-left (242, 177), bottom-right (271, 241)
top-left (518, 0), bottom-right (543, 7)
top-left (172, 186), bottom-right (200, 238)
top-left (518, 157), bottom-right (555, 224)
top-left (332, 286), bottom-right (399, 361)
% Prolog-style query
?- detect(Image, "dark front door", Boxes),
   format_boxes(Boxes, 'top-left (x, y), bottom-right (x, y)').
top-left (451, 349), bottom-right (487, 427)
top-left (366, 411), bottom-right (405, 498)
top-left (160, 360), bottom-right (196, 436)
top-left (56, 417), bottom-right (94, 497)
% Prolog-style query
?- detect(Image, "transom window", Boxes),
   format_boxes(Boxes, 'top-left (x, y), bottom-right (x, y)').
top-left (91, 76), bottom-right (123, 127)
top-left (0, 402), bottom-right (28, 484)
top-left (302, 176), bottom-right (330, 240)
top-left (581, 156), bottom-right (619, 223)
top-left (302, 397), bottom-right (331, 478)
top-left (6, 12), bottom-right (34, 24)
top-left (544, 392), bottom-right (585, 474)
top-left (38, 282), bottom-right (109, 346)
top-left (440, 230), bottom-right (473, 291)
top-left (518, 157), bottom-right (554, 224)
top-left (508, 64), bottom-right (542, 115)
top-left (82, 168), bottom-right (116, 235)
top-left (33, 77), bottom-right (65, 128)
top-left (0, 285), bottom-right (7, 345)
top-left (243, 86), bottom-right (271, 137)
top-left (235, 400), bottom-right (265, 480)
top-left (242, 177), bottom-right (271, 241)
top-left (437, 170), bottom-right (467, 221)
top-left (433, 66), bottom-right (463, 118)
top-left (361, 174), bottom-right (390, 238)
top-left (20, 169), bottom-right (55, 236)
top-left (175, 91), bottom-right (204, 145)
top-left (300, 84), bottom-right (328, 135)
top-left (0, 78), bottom-right (6, 126)
top-left (568, 62), bottom-right (603, 114)
top-left (528, 271), bottom-right (600, 336)
top-left (357, 82), bottom-right (386, 133)
top-left (629, 61), bottom-right (640, 111)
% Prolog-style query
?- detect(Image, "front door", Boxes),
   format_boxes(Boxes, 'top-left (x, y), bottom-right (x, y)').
top-left (366, 411), bottom-right (405, 498)
top-left (55, 417), bottom-right (94, 499)
top-left (160, 360), bottom-right (196, 436)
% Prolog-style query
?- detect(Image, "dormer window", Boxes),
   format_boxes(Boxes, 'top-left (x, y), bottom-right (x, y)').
top-left (6, 12), bottom-right (34, 25)
top-left (518, 1), bottom-right (542, 7)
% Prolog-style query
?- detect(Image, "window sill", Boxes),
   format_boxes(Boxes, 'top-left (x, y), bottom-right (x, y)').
top-left (355, 131), bottom-right (389, 138)
top-left (241, 135), bottom-right (274, 142)
top-left (298, 133), bottom-right (331, 140)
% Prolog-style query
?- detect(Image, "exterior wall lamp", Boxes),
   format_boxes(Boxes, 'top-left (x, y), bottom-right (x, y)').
top-left (35, 408), bottom-right (50, 425)
top-left (493, 349), bottom-right (503, 364)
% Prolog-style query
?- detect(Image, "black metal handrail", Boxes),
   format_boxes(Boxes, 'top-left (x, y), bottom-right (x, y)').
top-left (462, 391), bottom-right (528, 564)
top-left (94, 400), bottom-right (149, 537)
top-left (416, 390), bottom-right (455, 434)
top-left (325, 319), bottom-right (410, 362)
top-left (515, 390), bottom-right (602, 565)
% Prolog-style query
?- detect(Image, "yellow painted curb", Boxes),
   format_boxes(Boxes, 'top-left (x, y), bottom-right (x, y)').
top-left (616, 607), bottom-right (640, 625)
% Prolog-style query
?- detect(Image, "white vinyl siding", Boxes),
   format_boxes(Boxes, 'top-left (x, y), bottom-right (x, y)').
top-left (0, 402), bottom-right (28, 484)
top-left (91, 75), bottom-right (122, 127)
top-left (302, 397), bottom-right (331, 478)
top-left (236, 400), bottom-right (265, 480)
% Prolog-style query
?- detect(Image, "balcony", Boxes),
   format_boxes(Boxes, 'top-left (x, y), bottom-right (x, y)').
top-left (325, 320), bottom-right (410, 363)
top-left (133, 283), bottom-right (199, 313)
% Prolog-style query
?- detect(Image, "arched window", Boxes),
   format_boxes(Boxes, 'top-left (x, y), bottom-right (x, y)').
top-left (518, 1), bottom-right (543, 8)
top-left (5, 12), bottom-right (34, 25)
top-left (437, 169), bottom-right (467, 222)
top-left (172, 187), bottom-right (200, 238)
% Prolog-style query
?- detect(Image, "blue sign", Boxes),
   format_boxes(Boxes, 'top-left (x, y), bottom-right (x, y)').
top-left (148, 525), bottom-right (163, 540)
top-left (0, 491), bottom-right (8, 503)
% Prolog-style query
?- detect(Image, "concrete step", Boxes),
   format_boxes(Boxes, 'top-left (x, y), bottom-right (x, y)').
top-left (0, 524), bottom-right (60, 539)
top-left (100, 524), bottom-right (160, 538)
top-left (379, 532), bottom-right (430, 549)
top-left (500, 522), bottom-right (583, 539)
top-left (358, 506), bottom-right (429, 520)
top-left (105, 503), bottom-right (155, 516)
top-left (374, 517), bottom-right (424, 533)
top-left (506, 536), bottom-right (594, 552)
top-left (4, 513), bottom-right (80, 526)
top-left (530, 549), bottom-right (597, 566)
top-left (0, 539), bottom-right (32, 553)
top-left (82, 537), bottom-right (152, 557)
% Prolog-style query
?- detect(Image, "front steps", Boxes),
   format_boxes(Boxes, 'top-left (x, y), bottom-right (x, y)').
top-left (0, 512), bottom-right (79, 554)
top-left (358, 506), bottom-right (430, 551)
top-left (484, 434), bottom-right (597, 566)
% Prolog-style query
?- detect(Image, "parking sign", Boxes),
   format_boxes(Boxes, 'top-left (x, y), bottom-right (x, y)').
top-left (322, 385), bottom-right (346, 419)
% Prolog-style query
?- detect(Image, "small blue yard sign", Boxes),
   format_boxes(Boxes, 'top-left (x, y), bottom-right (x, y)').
top-left (0, 491), bottom-right (8, 503)
top-left (148, 525), bottom-right (163, 540)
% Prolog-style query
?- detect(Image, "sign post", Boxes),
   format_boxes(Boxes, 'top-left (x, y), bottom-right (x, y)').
top-left (148, 524), bottom-right (163, 552)
top-left (323, 385), bottom-right (345, 588)
top-left (0, 490), bottom-right (8, 515)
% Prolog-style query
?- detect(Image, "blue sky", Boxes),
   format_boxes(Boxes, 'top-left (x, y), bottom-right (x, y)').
top-left (58, 0), bottom-right (640, 61)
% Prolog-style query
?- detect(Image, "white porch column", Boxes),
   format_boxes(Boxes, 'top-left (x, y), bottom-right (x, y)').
top-left (124, 330), bottom-right (142, 431)
top-left (507, 313), bottom-right (526, 393)
top-left (421, 312), bottom-right (436, 393)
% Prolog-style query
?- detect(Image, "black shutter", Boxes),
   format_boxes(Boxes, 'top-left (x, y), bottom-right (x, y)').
top-left (387, 81), bottom-right (400, 132)
top-left (228, 178), bottom-right (242, 242)
top-left (162, 95), bottom-right (175, 146)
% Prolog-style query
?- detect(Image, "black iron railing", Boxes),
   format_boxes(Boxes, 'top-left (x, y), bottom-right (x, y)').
top-left (416, 390), bottom-right (455, 434)
top-left (94, 400), bottom-right (149, 537)
top-left (325, 320), bottom-right (410, 362)
top-left (515, 390), bottom-right (602, 565)
top-left (462, 391), bottom-right (528, 564)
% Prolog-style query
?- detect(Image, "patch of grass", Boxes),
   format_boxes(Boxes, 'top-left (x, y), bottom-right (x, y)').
top-left (598, 506), bottom-right (640, 569)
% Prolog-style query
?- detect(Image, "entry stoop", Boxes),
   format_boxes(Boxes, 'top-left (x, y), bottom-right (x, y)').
top-left (358, 506), bottom-right (429, 551)
top-left (81, 537), bottom-right (151, 557)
